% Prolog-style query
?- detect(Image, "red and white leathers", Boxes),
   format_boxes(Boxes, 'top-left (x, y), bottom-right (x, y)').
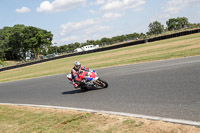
top-left (71, 65), bottom-right (89, 88)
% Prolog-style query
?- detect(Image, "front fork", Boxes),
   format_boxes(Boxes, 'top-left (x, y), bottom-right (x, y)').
top-left (93, 81), bottom-right (101, 86)
top-left (93, 77), bottom-right (101, 86)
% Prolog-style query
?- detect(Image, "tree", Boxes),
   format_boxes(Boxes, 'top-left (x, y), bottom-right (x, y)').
top-left (101, 37), bottom-right (110, 46)
top-left (59, 45), bottom-right (67, 54)
top-left (73, 42), bottom-right (81, 48)
top-left (66, 43), bottom-right (76, 52)
top-left (189, 23), bottom-right (200, 28)
top-left (0, 42), bottom-right (5, 61)
top-left (20, 26), bottom-right (53, 59)
top-left (0, 29), bottom-right (6, 60)
top-left (9, 25), bottom-right (26, 60)
top-left (0, 25), bottom-right (53, 60)
top-left (178, 17), bottom-right (190, 29)
top-left (110, 36), bottom-right (119, 43)
top-left (48, 46), bottom-right (58, 54)
top-left (95, 40), bottom-right (101, 46)
top-left (126, 32), bottom-right (140, 40)
top-left (147, 21), bottom-right (164, 35)
top-left (166, 17), bottom-right (190, 31)
top-left (0, 26), bottom-right (14, 60)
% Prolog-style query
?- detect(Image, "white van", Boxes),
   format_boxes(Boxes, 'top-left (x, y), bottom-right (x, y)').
top-left (81, 45), bottom-right (99, 51)
top-left (74, 48), bottom-right (83, 52)
top-left (74, 45), bottom-right (99, 52)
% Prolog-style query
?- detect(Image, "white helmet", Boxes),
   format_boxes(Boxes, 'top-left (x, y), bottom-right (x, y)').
top-left (74, 61), bottom-right (81, 69)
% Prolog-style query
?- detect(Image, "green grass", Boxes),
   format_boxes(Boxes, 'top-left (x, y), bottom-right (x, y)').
top-left (1, 105), bottom-right (199, 133)
top-left (0, 105), bottom-right (93, 133)
top-left (0, 105), bottom-right (143, 133)
top-left (0, 33), bottom-right (200, 83)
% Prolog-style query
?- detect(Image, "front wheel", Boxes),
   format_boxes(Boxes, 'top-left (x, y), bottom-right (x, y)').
top-left (96, 78), bottom-right (108, 88)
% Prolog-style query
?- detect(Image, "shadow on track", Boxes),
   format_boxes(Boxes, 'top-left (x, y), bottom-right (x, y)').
top-left (61, 87), bottom-right (106, 95)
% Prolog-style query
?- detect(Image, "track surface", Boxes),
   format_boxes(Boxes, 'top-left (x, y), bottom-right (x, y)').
top-left (0, 56), bottom-right (200, 122)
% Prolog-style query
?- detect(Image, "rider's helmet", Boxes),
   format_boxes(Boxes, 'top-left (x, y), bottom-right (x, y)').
top-left (74, 61), bottom-right (81, 70)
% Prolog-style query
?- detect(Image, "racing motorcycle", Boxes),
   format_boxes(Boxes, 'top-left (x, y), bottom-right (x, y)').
top-left (67, 69), bottom-right (108, 91)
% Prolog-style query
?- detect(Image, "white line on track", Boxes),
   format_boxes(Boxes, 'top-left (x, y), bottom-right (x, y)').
top-left (0, 103), bottom-right (199, 127)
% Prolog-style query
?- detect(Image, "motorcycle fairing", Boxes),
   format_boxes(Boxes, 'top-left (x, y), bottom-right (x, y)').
top-left (86, 77), bottom-right (93, 81)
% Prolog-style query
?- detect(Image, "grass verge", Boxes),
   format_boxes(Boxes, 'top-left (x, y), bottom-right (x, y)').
top-left (0, 33), bottom-right (200, 83)
top-left (0, 105), bottom-right (199, 133)
top-left (0, 33), bottom-right (200, 132)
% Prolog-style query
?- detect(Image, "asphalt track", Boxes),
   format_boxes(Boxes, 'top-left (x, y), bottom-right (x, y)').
top-left (0, 56), bottom-right (200, 123)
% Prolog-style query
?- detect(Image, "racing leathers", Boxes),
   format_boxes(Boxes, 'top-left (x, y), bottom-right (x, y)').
top-left (71, 65), bottom-right (89, 88)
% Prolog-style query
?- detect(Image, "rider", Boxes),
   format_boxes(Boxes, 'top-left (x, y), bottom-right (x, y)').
top-left (71, 61), bottom-right (90, 89)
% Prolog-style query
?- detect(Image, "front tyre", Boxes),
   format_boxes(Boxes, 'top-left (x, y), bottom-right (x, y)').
top-left (96, 78), bottom-right (108, 88)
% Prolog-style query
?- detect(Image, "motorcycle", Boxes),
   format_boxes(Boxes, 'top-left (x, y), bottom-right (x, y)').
top-left (67, 69), bottom-right (108, 91)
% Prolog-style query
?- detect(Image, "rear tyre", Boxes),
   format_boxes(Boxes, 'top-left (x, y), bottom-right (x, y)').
top-left (96, 78), bottom-right (108, 88)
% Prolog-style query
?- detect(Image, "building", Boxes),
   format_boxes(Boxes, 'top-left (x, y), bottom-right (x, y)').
top-left (74, 45), bottom-right (99, 52)
top-left (81, 45), bottom-right (99, 51)
top-left (74, 48), bottom-right (83, 52)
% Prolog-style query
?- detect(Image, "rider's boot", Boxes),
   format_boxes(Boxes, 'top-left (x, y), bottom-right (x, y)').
top-left (73, 83), bottom-right (79, 89)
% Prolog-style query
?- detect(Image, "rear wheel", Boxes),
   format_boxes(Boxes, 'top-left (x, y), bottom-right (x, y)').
top-left (96, 78), bottom-right (108, 88)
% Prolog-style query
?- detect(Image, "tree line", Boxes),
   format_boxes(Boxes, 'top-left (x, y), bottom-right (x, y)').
top-left (48, 32), bottom-right (144, 55)
top-left (147, 17), bottom-right (200, 35)
top-left (0, 17), bottom-right (199, 62)
top-left (48, 17), bottom-right (200, 56)
top-left (0, 25), bottom-right (53, 61)
top-left (147, 17), bottom-right (193, 35)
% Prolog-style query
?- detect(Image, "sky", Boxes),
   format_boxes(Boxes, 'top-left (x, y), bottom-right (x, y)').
top-left (0, 0), bottom-right (200, 46)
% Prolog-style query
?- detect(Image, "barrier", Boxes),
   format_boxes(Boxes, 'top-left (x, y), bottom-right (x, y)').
top-left (0, 28), bottom-right (200, 72)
